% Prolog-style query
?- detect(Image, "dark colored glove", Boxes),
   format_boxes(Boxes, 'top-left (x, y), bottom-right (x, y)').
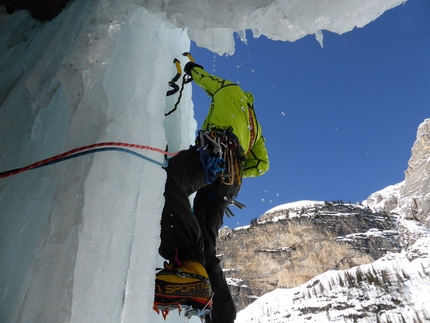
top-left (184, 61), bottom-right (204, 76)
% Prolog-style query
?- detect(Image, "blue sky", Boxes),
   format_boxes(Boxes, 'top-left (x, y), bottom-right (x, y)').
top-left (189, 0), bottom-right (430, 228)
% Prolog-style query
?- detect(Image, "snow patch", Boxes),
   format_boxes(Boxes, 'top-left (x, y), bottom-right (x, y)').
top-left (265, 200), bottom-right (324, 214)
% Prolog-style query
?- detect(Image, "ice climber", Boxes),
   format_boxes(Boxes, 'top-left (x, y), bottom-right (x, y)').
top-left (155, 60), bottom-right (269, 323)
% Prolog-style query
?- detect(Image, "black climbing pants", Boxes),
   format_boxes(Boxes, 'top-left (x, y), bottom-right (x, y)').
top-left (159, 144), bottom-right (240, 323)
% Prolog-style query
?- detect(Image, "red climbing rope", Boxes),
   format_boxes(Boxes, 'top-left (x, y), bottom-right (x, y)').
top-left (0, 142), bottom-right (180, 179)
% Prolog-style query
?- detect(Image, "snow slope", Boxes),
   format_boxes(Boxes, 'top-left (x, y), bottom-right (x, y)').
top-left (0, 1), bottom-right (408, 322)
top-left (235, 253), bottom-right (430, 323)
top-left (234, 206), bottom-right (430, 323)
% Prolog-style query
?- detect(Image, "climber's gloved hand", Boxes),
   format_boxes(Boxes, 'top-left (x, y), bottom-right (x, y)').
top-left (184, 62), bottom-right (204, 76)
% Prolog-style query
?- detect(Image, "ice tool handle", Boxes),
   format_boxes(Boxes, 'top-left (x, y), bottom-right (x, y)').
top-left (182, 52), bottom-right (194, 84)
top-left (165, 52), bottom-right (195, 116)
top-left (166, 58), bottom-right (182, 96)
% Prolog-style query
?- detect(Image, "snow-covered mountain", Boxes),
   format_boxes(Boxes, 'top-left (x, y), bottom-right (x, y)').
top-left (218, 201), bottom-right (401, 310)
top-left (234, 119), bottom-right (430, 322)
top-left (0, 1), bottom-right (415, 323)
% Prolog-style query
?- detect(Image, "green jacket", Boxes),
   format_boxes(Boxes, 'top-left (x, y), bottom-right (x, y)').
top-left (190, 66), bottom-right (269, 178)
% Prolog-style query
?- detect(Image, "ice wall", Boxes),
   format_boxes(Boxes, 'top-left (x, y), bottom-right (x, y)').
top-left (0, 2), bottom-right (193, 323)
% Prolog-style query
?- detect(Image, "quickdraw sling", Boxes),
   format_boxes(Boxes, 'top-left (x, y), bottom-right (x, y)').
top-left (197, 128), bottom-right (244, 186)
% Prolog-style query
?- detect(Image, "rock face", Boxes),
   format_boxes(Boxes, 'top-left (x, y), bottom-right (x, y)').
top-left (219, 119), bottom-right (430, 315)
top-left (366, 119), bottom-right (430, 225)
top-left (217, 203), bottom-right (400, 311)
top-left (398, 119), bottom-right (430, 225)
top-left (365, 119), bottom-right (430, 257)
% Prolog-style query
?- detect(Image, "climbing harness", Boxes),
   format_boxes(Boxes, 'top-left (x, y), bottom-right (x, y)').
top-left (197, 128), bottom-right (244, 186)
top-left (198, 129), bottom-right (226, 184)
top-left (197, 127), bottom-right (247, 218)
top-left (165, 52), bottom-right (194, 116)
top-left (0, 142), bottom-right (179, 179)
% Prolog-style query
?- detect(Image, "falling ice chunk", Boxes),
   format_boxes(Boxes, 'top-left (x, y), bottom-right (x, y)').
top-left (281, 111), bottom-right (285, 116)
top-left (251, 69), bottom-right (255, 73)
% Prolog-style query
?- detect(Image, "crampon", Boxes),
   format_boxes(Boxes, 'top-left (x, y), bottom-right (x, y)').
top-left (153, 294), bottom-right (213, 322)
